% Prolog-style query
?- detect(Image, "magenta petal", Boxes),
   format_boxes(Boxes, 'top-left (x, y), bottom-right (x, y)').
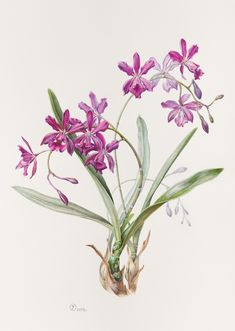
top-left (169, 51), bottom-right (183, 62)
top-left (161, 100), bottom-right (179, 109)
top-left (183, 108), bottom-right (194, 122)
top-left (97, 98), bottom-right (108, 114)
top-left (185, 101), bottom-right (202, 110)
top-left (89, 91), bottom-right (98, 109)
top-left (180, 39), bottom-right (187, 57)
top-left (188, 45), bottom-right (199, 59)
top-left (62, 109), bottom-right (70, 130)
top-left (87, 111), bottom-right (94, 131)
top-left (66, 137), bottom-right (74, 155)
top-left (106, 153), bottom-right (115, 172)
top-left (118, 61), bottom-right (134, 76)
top-left (185, 61), bottom-right (199, 73)
top-left (133, 52), bottom-right (140, 73)
top-left (141, 77), bottom-right (154, 91)
top-left (30, 159), bottom-right (37, 178)
top-left (45, 116), bottom-right (61, 131)
top-left (21, 137), bottom-right (33, 153)
top-left (41, 132), bottom-right (57, 145)
top-left (180, 94), bottom-right (191, 104)
top-left (93, 120), bottom-right (109, 133)
top-left (78, 102), bottom-right (93, 113)
top-left (168, 109), bottom-right (179, 122)
top-left (106, 140), bottom-right (119, 153)
top-left (140, 59), bottom-right (155, 75)
top-left (123, 78), bottom-right (134, 95)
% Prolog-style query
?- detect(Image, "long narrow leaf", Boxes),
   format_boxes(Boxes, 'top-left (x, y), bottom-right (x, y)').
top-left (142, 128), bottom-right (197, 209)
top-left (119, 116), bottom-right (150, 222)
top-left (47, 89), bottom-right (113, 201)
top-left (121, 168), bottom-right (223, 249)
top-left (13, 186), bottom-right (113, 230)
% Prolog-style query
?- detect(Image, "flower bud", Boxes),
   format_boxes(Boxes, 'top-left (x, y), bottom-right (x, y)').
top-left (215, 94), bottom-right (224, 100)
top-left (57, 190), bottom-right (69, 205)
top-left (192, 80), bottom-right (202, 99)
top-left (200, 115), bottom-right (209, 133)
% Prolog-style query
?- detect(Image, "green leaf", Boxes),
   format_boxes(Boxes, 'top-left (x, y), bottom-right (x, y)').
top-left (156, 168), bottom-right (223, 204)
top-left (137, 116), bottom-right (150, 182)
top-left (119, 116), bottom-right (150, 222)
top-left (47, 89), bottom-right (113, 202)
top-left (121, 168), bottom-right (223, 249)
top-left (143, 128), bottom-right (197, 209)
top-left (13, 186), bottom-right (113, 230)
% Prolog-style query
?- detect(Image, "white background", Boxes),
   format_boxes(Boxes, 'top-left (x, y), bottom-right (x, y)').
top-left (0, 0), bottom-right (235, 330)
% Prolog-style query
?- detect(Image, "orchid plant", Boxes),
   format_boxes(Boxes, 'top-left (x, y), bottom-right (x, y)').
top-left (14, 39), bottom-right (223, 296)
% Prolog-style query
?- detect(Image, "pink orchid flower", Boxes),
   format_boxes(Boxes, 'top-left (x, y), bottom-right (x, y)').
top-left (161, 94), bottom-right (202, 127)
top-left (74, 111), bottom-right (109, 155)
top-left (169, 39), bottom-right (204, 80)
top-left (152, 54), bottom-right (178, 92)
top-left (85, 140), bottom-right (119, 173)
top-left (79, 91), bottom-right (108, 123)
top-left (41, 110), bottom-right (84, 155)
top-left (118, 52), bottom-right (156, 98)
top-left (16, 137), bottom-right (38, 178)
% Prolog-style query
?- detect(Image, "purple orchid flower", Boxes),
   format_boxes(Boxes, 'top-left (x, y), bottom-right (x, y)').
top-left (169, 39), bottom-right (204, 80)
top-left (85, 140), bottom-right (119, 173)
top-left (41, 110), bottom-right (84, 155)
top-left (161, 94), bottom-right (202, 127)
top-left (152, 54), bottom-right (178, 92)
top-left (118, 52), bottom-right (156, 98)
top-left (16, 137), bottom-right (38, 178)
top-left (79, 91), bottom-right (108, 123)
top-left (74, 111), bottom-right (109, 155)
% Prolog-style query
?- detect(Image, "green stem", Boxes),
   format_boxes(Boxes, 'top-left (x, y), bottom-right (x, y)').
top-left (113, 95), bottom-right (133, 216)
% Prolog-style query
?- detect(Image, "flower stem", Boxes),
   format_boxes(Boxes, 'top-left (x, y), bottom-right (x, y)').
top-left (113, 95), bottom-right (133, 217)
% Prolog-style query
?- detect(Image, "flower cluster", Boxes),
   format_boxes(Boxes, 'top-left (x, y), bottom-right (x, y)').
top-left (16, 92), bottom-right (119, 204)
top-left (17, 38), bottom-right (223, 205)
top-left (118, 38), bottom-right (222, 133)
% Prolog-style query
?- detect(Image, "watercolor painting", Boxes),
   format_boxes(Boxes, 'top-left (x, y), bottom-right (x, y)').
top-left (1, 1), bottom-right (234, 330)
top-left (14, 39), bottom-right (223, 295)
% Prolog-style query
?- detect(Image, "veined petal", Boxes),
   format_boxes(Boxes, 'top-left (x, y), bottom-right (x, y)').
top-left (78, 102), bottom-right (93, 113)
top-left (161, 100), bottom-right (179, 109)
top-left (184, 101), bottom-right (202, 111)
top-left (93, 120), bottom-right (109, 133)
top-left (41, 132), bottom-right (58, 145)
top-left (180, 94), bottom-right (191, 104)
top-left (133, 52), bottom-right (140, 73)
top-left (140, 58), bottom-right (155, 75)
top-left (118, 61), bottom-right (134, 76)
top-left (183, 108), bottom-right (194, 122)
top-left (168, 109), bottom-right (179, 122)
top-left (62, 109), bottom-right (70, 130)
top-left (185, 60), bottom-right (199, 73)
top-left (123, 78), bottom-right (134, 95)
top-left (30, 159), bottom-right (37, 178)
top-left (106, 153), bottom-right (115, 172)
top-left (140, 77), bottom-right (154, 91)
top-left (180, 38), bottom-right (187, 57)
top-left (21, 137), bottom-right (34, 154)
top-left (169, 51), bottom-right (183, 62)
top-left (97, 98), bottom-right (108, 114)
top-left (65, 136), bottom-right (74, 155)
top-left (89, 91), bottom-right (98, 109)
top-left (45, 116), bottom-right (61, 131)
top-left (188, 45), bottom-right (199, 60)
top-left (87, 111), bottom-right (94, 131)
top-left (106, 140), bottom-right (119, 153)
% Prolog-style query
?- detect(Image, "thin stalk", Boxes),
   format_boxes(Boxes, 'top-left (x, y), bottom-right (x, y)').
top-left (108, 127), bottom-right (144, 219)
top-left (113, 95), bottom-right (133, 217)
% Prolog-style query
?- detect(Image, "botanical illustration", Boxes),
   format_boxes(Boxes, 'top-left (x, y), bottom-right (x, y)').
top-left (14, 39), bottom-right (223, 296)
